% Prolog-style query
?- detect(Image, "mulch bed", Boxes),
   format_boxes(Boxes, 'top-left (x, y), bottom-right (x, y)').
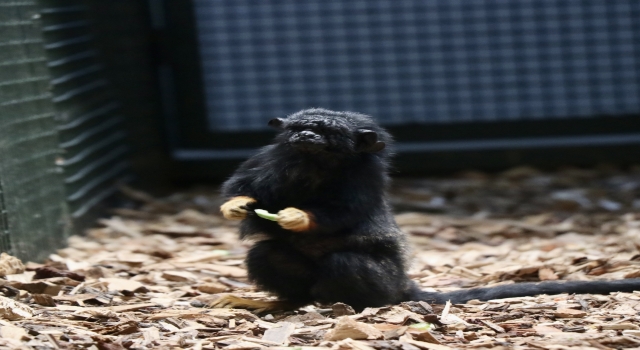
top-left (1, 166), bottom-right (640, 349)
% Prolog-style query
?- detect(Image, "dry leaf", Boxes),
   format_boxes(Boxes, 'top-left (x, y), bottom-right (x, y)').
top-left (399, 334), bottom-right (454, 350)
top-left (601, 323), bottom-right (639, 330)
top-left (0, 253), bottom-right (25, 276)
top-left (334, 338), bottom-right (377, 350)
top-left (480, 320), bottom-right (505, 333)
top-left (161, 270), bottom-right (197, 282)
top-left (554, 308), bottom-right (587, 318)
top-left (195, 264), bottom-right (247, 278)
top-left (142, 326), bottom-right (160, 345)
top-left (100, 278), bottom-right (147, 293)
top-left (538, 267), bottom-right (559, 281)
top-left (11, 281), bottom-right (62, 295)
top-left (262, 322), bottom-right (295, 345)
top-left (0, 295), bottom-right (33, 320)
top-left (197, 282), bottom-right (228, 294)
top-left (332, 302), bottom-right (356, 316)
top-left (409, 330), bottom-right (441, 344)
top-left (533, 325), bottom-right (563, 334)
top-left (324, 317), bottom-right (384, 341)
top-left (32, 294), bottom-right (56, 307)
top-left (1, 173), bottom-right (638, 350)
top-left (0, 325), bottom-right (29, 340)
top-left (173, 251), bottom-right (228, 263)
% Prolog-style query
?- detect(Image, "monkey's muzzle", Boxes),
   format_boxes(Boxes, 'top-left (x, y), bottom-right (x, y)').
top-left (289, 130), bottom-right (327, 151)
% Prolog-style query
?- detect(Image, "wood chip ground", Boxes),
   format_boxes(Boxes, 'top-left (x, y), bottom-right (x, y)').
top-left (1, 166), bottom-right (640, 349)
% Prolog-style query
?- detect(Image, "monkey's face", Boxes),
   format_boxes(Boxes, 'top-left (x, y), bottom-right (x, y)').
top-left (268, 112), bottom-right (386, 155)
top-left (271, 117), bottom-right (350, 154)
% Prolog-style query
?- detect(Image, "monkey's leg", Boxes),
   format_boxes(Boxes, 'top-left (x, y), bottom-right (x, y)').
top-left (246, 240), bottom-right (316, 303)
top-left (211, 240), bottom-right (316, 312)
top-left (311, 252), bottom-right (409, 311)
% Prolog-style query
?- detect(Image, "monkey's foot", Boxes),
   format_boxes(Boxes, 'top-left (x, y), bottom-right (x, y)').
top-left (208, 294), bottom-right (295, 313)
top-left (220, 196), bottom-right (256, 220)
top-left (277, 207), bottom-right (315, 232)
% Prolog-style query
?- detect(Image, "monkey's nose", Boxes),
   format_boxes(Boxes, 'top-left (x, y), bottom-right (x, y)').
top-left (289, 130), bottom-right (326, 151)
top-left (298, 130), bottom-right (319, 141)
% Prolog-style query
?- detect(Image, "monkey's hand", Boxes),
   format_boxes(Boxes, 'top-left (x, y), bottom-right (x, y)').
top-left (277, 207), bottom-right (315, 232)
top-left (220, 196), bottom-right (257, 220)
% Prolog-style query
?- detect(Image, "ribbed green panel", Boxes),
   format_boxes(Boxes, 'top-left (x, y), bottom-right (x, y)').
top-left (85, 1), bottom-right (168, 190)
top-left (39, 0), bottom-right (132, 227)
top-left (0, 1), bottom-right (70, 261)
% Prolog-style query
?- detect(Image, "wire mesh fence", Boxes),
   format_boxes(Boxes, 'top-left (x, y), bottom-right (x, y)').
top-left (193, 0), bottom-right (640, 131)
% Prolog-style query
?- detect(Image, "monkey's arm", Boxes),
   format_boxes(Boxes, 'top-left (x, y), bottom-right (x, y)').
top-left (247, 206), bottom-right (349, 233)
top-left (220, 196), bottom-right (256, 220)
top-left (276, 179), bottom-right (386, 233)
top-left (220, 170), bottom-right (258, 220)
top-left (220, 160), bottom-right (261, 198)
top-left (219, 151), bottom-right (270, 220)
top-left (278, 204), bottom-right (377, 233)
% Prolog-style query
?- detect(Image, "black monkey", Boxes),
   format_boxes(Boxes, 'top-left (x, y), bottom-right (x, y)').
top-left (214, 108), bottom-right (640, 312)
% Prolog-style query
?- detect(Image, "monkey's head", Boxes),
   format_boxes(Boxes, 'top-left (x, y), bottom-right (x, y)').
top-left (269, 109), bottom-right (390, 158)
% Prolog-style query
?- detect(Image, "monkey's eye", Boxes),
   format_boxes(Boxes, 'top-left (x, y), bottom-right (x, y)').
top-left (289, 126), bottom-right (314, 133)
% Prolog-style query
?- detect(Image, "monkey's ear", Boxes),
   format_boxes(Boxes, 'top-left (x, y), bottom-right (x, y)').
top-left (268, 118), bottom-right (285, 129)
top-left (356, 129), bottom-right (386, 152)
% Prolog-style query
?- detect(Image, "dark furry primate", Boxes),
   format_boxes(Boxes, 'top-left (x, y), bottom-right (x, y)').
top-left (214, 108), bottom-right (640, 312)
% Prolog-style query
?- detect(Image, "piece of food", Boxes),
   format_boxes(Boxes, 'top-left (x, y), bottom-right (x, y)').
top-left (409, 322), bottom-right (433, 331)
top-left (254, 209), bottom-right (279, 221)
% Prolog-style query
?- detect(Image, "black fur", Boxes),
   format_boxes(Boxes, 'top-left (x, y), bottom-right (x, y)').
top-left (222, 108), bottom-right (640, 310)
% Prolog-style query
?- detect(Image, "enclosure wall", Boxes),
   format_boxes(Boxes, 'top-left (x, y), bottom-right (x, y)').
top-left (0, 1), bottom-right (70, 261)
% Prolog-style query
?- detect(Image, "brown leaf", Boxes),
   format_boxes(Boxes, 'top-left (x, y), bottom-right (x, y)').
top-left (262, 322), bottom-right (295, 345)
top-left (324, 316), bottom-right (384, 341)
top-left (533, 325), bottom-right (562, 334)
top-left (0, 325), bottom-right (29, 340)
top-left (480, 319), bottom-right (506, 333)
top-left (538, 267), bottom-right (559, 281)
top-left (197, 281), bottom-right (228, 294)
top-left (334, 338), bottom-right (377, 350)
top-left (161, 270), bottom-right (197, 282)
top-left (409, 330), bottom-right (441, 344)
top-left (601, 323), bottom-right (639, 330)
top-left (32, 294), bottom-right (56, 307)
top-left (0, 253), bottom-right (25, 276)
top-left (194, 264), bottom-right (247, 278)
top-left (378, 325), bottom-right (407, 340)
top-left (399, 334), bottom-right (454, 350)
top-left (98, 321), bottom-right (140, 335)
top-left (624, 270), bottom-right (640, 278)
top-left (553, 308), bottom-right (587, 318)
top-left (96, 341), bottom-right (126, 350)
top-left (100, 278), bottom-right (148, 293)
top-left (0, 295), bottom-right (33, 320)
top-left (34, 266), bottom-right (85, 282)
top-left (10, 281), bottom-right (62, 295)
top-left (99, 217), bottom-right (144, 238)
top-left (332, 302), bottom-right (356, 316)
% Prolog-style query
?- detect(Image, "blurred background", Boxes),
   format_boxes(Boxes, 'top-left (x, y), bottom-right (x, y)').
top-left (1, 0), bottom-right (639, 260)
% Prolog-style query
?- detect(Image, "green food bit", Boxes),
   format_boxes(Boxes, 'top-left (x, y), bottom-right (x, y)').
top-left (409, 322), bottom-right (433, 331)
top-left (255, 209), bottom-right (279, 221)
